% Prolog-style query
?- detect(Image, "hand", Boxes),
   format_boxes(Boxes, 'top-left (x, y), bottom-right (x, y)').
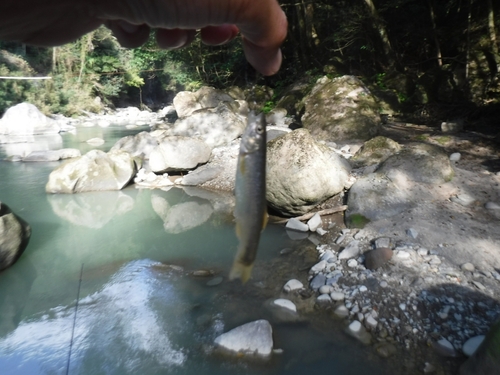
top-left (0, 0), bottom-right (287, 75)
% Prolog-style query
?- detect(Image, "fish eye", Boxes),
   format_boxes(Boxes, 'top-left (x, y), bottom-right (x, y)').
top-left (256, 125), bottom-right (264, 134)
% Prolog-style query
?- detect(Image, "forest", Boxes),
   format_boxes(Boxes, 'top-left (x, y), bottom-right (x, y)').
top-left (0, 0), bottom-right (499, 126)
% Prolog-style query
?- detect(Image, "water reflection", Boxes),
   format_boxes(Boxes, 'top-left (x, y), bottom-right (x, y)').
top-left (48, 191), bottom-right (135, 229)
top-left (1, 134), bottom-right (63, 157)
top-left (0, 260), bottom-right (187, 375)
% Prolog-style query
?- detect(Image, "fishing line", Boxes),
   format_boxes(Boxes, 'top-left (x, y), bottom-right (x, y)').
top-left (65, 263), bottom-right (84, 375)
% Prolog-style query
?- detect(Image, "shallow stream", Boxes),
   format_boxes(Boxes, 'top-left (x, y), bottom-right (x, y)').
top-left (0, 125), bottom-right (392, 374)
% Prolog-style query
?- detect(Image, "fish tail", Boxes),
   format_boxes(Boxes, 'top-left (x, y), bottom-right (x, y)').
top-left (229, 259), bottom-right (254, 284)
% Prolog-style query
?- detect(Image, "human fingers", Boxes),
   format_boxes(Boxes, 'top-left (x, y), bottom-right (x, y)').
top-left (156, 29), bottom-right (197, 49)
top-left (106, 20), bottom-right (150, 48)
top-left (200, 25), bottom-right (239, 46)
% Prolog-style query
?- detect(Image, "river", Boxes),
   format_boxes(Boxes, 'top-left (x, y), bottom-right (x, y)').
top-left (0, 124), bottom-right (391, 375)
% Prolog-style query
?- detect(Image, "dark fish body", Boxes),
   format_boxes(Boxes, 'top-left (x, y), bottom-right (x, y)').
top-left (229, 112), bottom-right (267, 283)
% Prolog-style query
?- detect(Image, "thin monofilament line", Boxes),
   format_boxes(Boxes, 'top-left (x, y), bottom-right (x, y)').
top-left (66, 263), bottom-right (84, 375)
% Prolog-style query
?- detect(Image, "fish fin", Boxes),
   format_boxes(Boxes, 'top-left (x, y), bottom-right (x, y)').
top-left (235, 221), bottom-right (242, 240)
top-left (238, 156), bottom-right (246, 175)
top-left (229, 259), bottom-right (254, 284)
top-left (262, 212), bottom-right (269, 230)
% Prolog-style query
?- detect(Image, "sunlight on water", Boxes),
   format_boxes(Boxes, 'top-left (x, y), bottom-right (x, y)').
top-left (0, 125), bottom-right (389, 375)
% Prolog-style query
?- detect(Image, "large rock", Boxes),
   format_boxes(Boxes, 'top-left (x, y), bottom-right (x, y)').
top-left (377, 142), bottom-right (454, 184)
top-left (266, 129), bottom-right (351, 216)
top-left (213, 320), bottom-right (273, 358)
top-left (173, 86), bottom-right (234, 118)
top-left (0, 202), bottom-right (31, 271)
top-left (301, 75), bottom-right (380, 142)
top-left (22, 148), bottom-right (81, 162)
top-left (346, 142), bottom-right (454, 227)
top-left (110, 131), bottom-right (159, 159)
top-left (460, 319), bottom-right (500, 375)
top-left (167, 102), bottom-right (246, 148)
top-left (45, 150), bottom-right (136, 193)
top-left (0, 103), bottom-right (60, 136)
top-left (351, 136), bottom-right (402, 167)
top-left (149, 136), bottom-right (211, 173)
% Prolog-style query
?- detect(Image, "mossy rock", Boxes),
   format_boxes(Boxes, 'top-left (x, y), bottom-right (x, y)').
top-left (351, 136), bottom-right (402, 167)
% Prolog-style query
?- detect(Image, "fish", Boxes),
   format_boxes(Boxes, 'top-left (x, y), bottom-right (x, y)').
top-left (229, 111), bottom-right (268, 283)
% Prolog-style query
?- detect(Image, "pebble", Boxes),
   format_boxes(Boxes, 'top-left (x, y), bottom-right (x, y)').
top-left (399, 303), bottom-right (406, 311)
top-left (471, 280), bottom-right (486, 291)
top-left (406, 228), bottom-right (418, 239)
top-left (380, 281), bottom-right (388, 288)
top-left (319, 284), bottom-right (334, 294)
top-left (310, 260), bottom-right (327, 274)
top-left (348, 320), bottom-right (362, 333)
top-left (334, 304), bottom-right (349, 318)
top-left (359, 285), bottom-right (367, 292)
top-left (336, 234), bottom-right (346, 244)
top-left (434, 338), bottom-right (457, 357)
top-left (330, 291), bottom-right (345, 301)
top-left (206, 276), bottom-right (223, 286)
top-left (417, 247), bottom-right (429, 256)
top-left (396, 250), bottom-right (411, 259)
top-left (449, 152), bottom-right (461, 162)
top-left (347, 259), bottom-right (358, 268)
top-left (461, 262), bottom-right (475, 272)
top-left (283, 279), bottom-right (304, 292)
top-left (338, 240), bottom-right (361, 260)
top-left (316, 294), bottom-right (332, 305)
top-left (286, 218), bottom-right (309, 232)
top-left (364, 247), bottom-right (393, 270)
top-left (374, 237), bottom-right (392, 249)
top-left (316, 228), bottom-right (328, 236)
top-left (462, 335), bottom-right (485, 356)
top-left (310, 274), bottom-right (327, 290)
top-left (320, 250), bottom-right (336, 262)
top-left (346, 320), bottom-right (371, 344)
top-left (485, 201), bottom-right (500, 210)
top-left (365, 315), bottom-right (378, 330)
top-left (273, 299), bottom-right (297, 312)
top-left (307, 213), bottom-right (322, 232)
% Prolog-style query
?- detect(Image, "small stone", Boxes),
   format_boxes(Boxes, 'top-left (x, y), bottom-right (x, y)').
top-left (406, 228), bottom-right (418, 239)
top-left (364, 247), bottom-right (393, 270)
top-left (346, 320), bottom-right (371, 345)
top-left (359, 285), bottom-right (367, 292)
top-left (320, 250), bottom-right (336, 262)
top-left (471, 280), bottom-right (486, 291)
top-left (348, 320), bottom-right (362, 333)
top-left (316, 227), bottom-right (327, 236)
top-left (286, 218), bottom-right (309, 232)
top-left (316, 294), bottom-right (332, 306)
top-left (434, 338), bottom-right (457, 357)
top-left (365, 315), bottom-right (378, 330)
top-left (423, 362), bottom-right (436, 373)
top-left (449, 152), bottom-right (461, 162)
top-left (375, 342), bottom-right (397, 358)
top-left (206, 276), bottom-right (223, 286)
top-left (86, 137), bottom-right (105, 146)
top-left (310, 260), bottom-right (327, 274)
top-left (374, 237), bottom-right (392, 249)
top-left (417, 248), bottom-right (429, 256)
top-left (283, 279), bottom-right (304, 293)
top-left (462, 335), bottom-right (485, 356)
top-left (338, 240), bottom-right (360, 260)
top-left (380, 281), bottom-right (388, 288)
top-left (485, 201), bottom-right (500, 210)
top-left (399, 303), bottom-right (406, 311)
top-left (451, 193), bottom-right (476, 207)
top-left (347, 259), bottom-right (358, 268)
top-left (396, 250), bottom-right (411, 259)
top-left (330, 291), bottom-right (345, 301)
top-left (310, 274), bottom-right (327, 290)
top-left (273, 299), bottom-right (297, 312)
top-left (307, 213), bottom-right (322, 232)
top-left (319, 284), bottom-right (334, 295)
top-left (333, 304), bottom-right (349, 318)
top-left (214, 319), bottom-right (273, 358)
top-left (461, 263), bottom-right (475, 272)
top-left (336, 234), bottom-right (346, 244)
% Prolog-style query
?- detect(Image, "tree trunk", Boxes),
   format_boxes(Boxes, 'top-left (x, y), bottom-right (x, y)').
top-left (428, 0), bottom-right (443, 67)
top-left (362, 0), bottom-right (396, 68)
top-left (487, 0), bottom-right (499, 73)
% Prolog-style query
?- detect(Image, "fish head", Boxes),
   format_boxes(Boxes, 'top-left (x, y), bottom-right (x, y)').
top-left (240, 112), bottom-right (266, 154)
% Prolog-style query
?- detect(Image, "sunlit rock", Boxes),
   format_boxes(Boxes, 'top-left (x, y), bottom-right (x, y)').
top-left (173, 86), bottom-right (234, 118)
top-left (0, 134), bottom-right (63, 157)
top-left (351, 136), bottom-right (402, 167)
top-left (0, 202), bottom-right (31, 271)
top-left (301, 75), bottom-right (380, 142)
top-left (0, 103), bottom-right (60, 136)
top-left (213, 320), bottom-right (273, 359)
top-left (46, 150), bottom-right (136, 193)
top-left (167, 102), bottom-right (246, 148)
top-left (111, 131), bottom-right (159, 159)
top-left (266, 129), bottom-right (351, 216)
top-left (149, 136), bottom-right (211, 173)
top-left (47, 191), bottom-right (134, 229)
top-left (22, 148), bottom-right (81, 162)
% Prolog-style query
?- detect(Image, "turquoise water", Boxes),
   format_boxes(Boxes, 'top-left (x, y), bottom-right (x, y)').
top-left (0, 125), bottom-right (390, 375)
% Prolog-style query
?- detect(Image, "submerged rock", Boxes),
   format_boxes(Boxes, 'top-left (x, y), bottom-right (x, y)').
top-left (213, 320), bottom-right (273, 358)
top-left (45, 150), bottom-right (136, 193)
top-left (0, 202), bottom-right (31, 271)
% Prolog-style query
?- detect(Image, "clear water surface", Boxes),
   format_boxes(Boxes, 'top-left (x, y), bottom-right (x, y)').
top-left (0, 124), bottom-right (391, 375)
